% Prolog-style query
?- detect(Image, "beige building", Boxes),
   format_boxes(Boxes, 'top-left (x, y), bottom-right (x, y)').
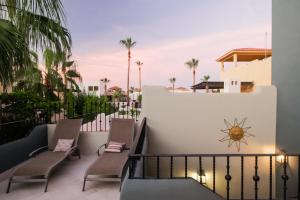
top-left (217, 48), bottom-right (272, 86)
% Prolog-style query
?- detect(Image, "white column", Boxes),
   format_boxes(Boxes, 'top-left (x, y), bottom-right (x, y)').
top-left (220, 62), bottom-right (224, 72)
top-left (233, 53), bottom-right (238, 67)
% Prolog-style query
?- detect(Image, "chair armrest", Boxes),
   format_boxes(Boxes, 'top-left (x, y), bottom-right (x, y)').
top-left (28, 146), bottom-right (48, 157)
top-left (65, 145), bottom-right (79, 156)
top-left (97, 143), bottom-right (107, 156)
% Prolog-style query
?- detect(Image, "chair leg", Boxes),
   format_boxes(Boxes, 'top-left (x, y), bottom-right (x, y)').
top-left (44, 179), bottom-right (49, 192)
top-left (82, 178), bottom-right (86, 192)
top-left (6, 178), bottom-right (12, 193)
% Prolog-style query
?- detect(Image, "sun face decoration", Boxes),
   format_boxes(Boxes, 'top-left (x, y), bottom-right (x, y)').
top-left (219, 118), bottom-right (254, 152)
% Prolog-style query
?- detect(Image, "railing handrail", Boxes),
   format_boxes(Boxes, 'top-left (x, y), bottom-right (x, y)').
top-left (0, 118), bottom-right (38, 126)
top-left (129, 153), bottom-right (300, 157)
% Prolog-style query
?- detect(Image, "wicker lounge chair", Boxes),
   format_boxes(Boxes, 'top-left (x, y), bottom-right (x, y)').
top-left (6, 118), bottom-right (83, 193)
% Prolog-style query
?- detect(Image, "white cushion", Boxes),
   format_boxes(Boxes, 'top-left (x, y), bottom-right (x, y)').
top-left (105, 141), bottom-right (125, 153)
top-left (53, 139), bottom-right (74, 152)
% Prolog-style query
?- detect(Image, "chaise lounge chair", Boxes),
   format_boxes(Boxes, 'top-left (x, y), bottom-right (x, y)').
top-left (82, 118), bottom-right (135, 191)
top-left (6, 118), bottom-right (83, 193)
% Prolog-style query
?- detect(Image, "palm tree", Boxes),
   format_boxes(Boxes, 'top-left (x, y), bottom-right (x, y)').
top-left (130, 86), bottom-right (135, 94)
top-left (100, 78), bottom-right (110, 95)
top-left (112, 89), bottom-right (122, 102)
top-left (43, 49), bottom-right (65, 100)
top-left (185, 58), bottom-right (199, 92)
top-left (0, 0), bottom-right (71, 86)
top-left (61, 55), bottom-right (82, 92)
top-left (14, 52), bottom-right (46, 97)
top-left (169, 77), bottom-right (176, 93)
top-left (120, 37), bottom-right (136, 101)
top-left (135, 60), bottom-right (143, 93)
top-left (201, 75), bottom-right (210, 93)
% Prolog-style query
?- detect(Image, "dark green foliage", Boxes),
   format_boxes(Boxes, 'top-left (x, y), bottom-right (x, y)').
top-left (0, 91), bottom-right (56, 123)
top-left (65, 92), bottom-right (116, 124)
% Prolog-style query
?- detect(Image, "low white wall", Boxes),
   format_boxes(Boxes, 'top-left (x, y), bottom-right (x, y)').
top-left (47, 124), bottom-right (108, 155)
top-left (141, 85), bottom-right (277, 199)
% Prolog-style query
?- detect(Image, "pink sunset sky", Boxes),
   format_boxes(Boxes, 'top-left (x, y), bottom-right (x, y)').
top-left (62, 0), bottom-right (271, 90)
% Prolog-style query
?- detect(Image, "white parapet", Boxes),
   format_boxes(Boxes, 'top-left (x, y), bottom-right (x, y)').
top-left (141, 85), bottom-right (277, 199)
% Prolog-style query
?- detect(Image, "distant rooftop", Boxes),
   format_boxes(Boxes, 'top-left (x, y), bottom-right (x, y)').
top-left (216, 48), bottom-right (272, 62)
top-left (191, 81), bottom-right (254, 90)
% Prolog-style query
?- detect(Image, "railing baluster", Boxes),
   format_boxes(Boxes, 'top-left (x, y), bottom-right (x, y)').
top-left (122, 102), bottom-right (125, 119)
top-left (99, 99), bottom-right (102, 131)
top-left (170, 156), bottom-right (173, 179)
top-left (298, 156), bottom-right (300, 200)
top-left (96, 100), bottom-right (98, 132)
top-left (54, 102), bottom-right (57, 123)
top-left (135, 101), bottom-right (138, 122)
top-left (142, 156), bottom-right (145, 179)
top-left (108, 101), bottom-right (111, 126)
top-left (185, 156), bottom-right (188, 178)
top-left (282, 155), bottom-right (289, 200)
top-left (113, 100), bottom-right (116, 119)
top-left (269, 156), bottom-right (273, 200)
top-left (241, 156), bottom-right (244, 200)
top-left (58, 99), bottom-right (61, 121)
top-left (157, 156), bottom-right (160, 179)
top-left (72, 99), bottom-right (75, 118)
top-left (129, 158), bottom-right (133, 179)
top-left (85, 101), bottom-right (88, 131)
top-left (126, 101), bottom-right (129, 119)
top-left (199, 156), bottom-right (203, 184)
top-left (213, 156), bottom-right (216, 193)
top-left (90, 101), bottom-right (92, 131)
top-left (225, 156), bottom-right (231, 200)
top-left (253, 156), bottom-right (260, 200)
top-left (104, 101), bottom-right (107, 131)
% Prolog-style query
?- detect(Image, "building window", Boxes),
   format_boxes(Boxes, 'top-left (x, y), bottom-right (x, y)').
top-left (88, 86), bottom-right (93, 91)
top-left (94, 86), bottom-right (99, 91)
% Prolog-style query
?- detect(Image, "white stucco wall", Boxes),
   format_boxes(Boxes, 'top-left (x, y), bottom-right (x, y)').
top-left (221, 57), bottom-right (272, 86)
top-left (141, 85), bottom-right (277, 199)
top-left (47, 124), bottom-right (108, 154)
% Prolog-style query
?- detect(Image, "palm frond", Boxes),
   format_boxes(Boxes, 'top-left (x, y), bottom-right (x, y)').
top-left (66, 69), bottom-right (82, 81)
top-left (185, 58), bottom-right (199, 70)
top-left (0, 19), bottom-right (30, 85)
top-left (120, 37), bottom-right (136, 49)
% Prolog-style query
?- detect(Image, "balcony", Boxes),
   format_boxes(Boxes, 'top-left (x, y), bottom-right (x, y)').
top-left (0, 86), bottom-right (300, 200)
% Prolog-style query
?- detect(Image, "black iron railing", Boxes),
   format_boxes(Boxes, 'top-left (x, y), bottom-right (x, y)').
top-left (128, 153), bottom-right (300, 200)
top-left (0, 100), bottom-right (141, 145)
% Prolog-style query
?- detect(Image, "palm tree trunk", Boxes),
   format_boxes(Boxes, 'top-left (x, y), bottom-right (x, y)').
top-left (104, 83), bottom-right (107, 95)
top-left (193, 69), bottom-right (196, 93)
top-left (206, 82), bottom-right (209, 93)
top-left (139, 67), bottom-right (141, 93)
top-left (127, 50), bottom-right (131, 102)
top-left (172, 83), bottom-right (175, 93)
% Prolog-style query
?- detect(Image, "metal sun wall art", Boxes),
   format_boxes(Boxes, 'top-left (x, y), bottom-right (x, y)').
top-left (219, 118), bottom-right (254, 152)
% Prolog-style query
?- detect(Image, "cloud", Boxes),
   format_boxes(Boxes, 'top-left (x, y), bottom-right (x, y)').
top-left (73, 24), bottom-right (271, 90)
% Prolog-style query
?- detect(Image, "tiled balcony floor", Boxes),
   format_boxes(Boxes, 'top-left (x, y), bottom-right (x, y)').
top-left (0, 155), bottom-right (120, 200)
